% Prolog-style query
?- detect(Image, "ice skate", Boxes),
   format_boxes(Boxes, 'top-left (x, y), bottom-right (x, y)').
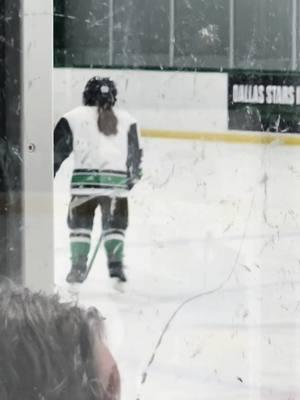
top-left (66, 264), bottom-right (87, 284)
top-left (109, 261), bottom-right (127, 282)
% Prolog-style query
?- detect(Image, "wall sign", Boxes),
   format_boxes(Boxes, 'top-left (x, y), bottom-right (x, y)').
top-left (228, 72), bottom-right (300, 133)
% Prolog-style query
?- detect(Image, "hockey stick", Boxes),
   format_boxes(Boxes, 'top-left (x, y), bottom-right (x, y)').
top-left (69, 187), bottom-right (131, 211)
top-left (81, 233), bottom-right (103, 282)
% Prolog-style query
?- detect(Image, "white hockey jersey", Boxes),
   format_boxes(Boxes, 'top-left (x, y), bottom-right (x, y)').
top-left (54, 105), bottom-right (142, 197)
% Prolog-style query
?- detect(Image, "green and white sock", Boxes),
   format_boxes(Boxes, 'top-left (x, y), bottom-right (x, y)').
top-left (103, 229), bottom-right (125, 264)
top-left (70, 229), bottom-right (91, 265)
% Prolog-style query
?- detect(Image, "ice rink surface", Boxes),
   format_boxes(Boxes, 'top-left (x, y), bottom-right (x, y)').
top-left (55, 137), bottom-right (300, 400)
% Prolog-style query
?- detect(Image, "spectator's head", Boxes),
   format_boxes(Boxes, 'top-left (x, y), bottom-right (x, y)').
top-left (0, 278), bottom-right (120, 400)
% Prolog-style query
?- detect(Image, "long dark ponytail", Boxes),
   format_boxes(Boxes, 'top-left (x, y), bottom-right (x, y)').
top-left (97, 106), bottom-right (118, 136)
top-left (83, 76), bottom-right (118, 136)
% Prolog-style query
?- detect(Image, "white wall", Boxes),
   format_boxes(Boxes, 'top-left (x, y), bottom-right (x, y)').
top-left (54, 68), bottom-right (228, 133)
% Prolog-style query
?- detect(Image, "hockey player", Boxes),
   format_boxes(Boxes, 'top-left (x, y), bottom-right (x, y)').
top-left (54, 76), bottom-right (142, 284)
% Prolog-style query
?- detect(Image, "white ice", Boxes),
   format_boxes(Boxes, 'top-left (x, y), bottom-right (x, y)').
top-left (54, 137), bottom-right (300, 400)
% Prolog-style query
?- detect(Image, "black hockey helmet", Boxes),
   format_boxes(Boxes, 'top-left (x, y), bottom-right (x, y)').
top-left (83, 76), bottom-right (117, 108)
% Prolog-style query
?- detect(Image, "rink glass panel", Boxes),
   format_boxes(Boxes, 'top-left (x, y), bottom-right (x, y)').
top-left (174, 0), bottom-right (230, 69)
top-left (54, 0), bottom-right (110, 66)
top-left (0, 0), bottom-right (23, 280)
top-left (298, 0), bottom-right (300, 69)
top-left (54, 0), bottom-right (300, 71)
top-left (234, 0), bottom-right (293, 70)
top-left (113, 0), bottom-right (170, 67)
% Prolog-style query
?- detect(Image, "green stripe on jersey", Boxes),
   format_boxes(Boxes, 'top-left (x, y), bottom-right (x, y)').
top-left (72, 173), bottom-right (128, 187)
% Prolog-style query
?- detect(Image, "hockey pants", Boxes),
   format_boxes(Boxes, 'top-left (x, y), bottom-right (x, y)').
top-left (67, 195), bottom-right (128, 268)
